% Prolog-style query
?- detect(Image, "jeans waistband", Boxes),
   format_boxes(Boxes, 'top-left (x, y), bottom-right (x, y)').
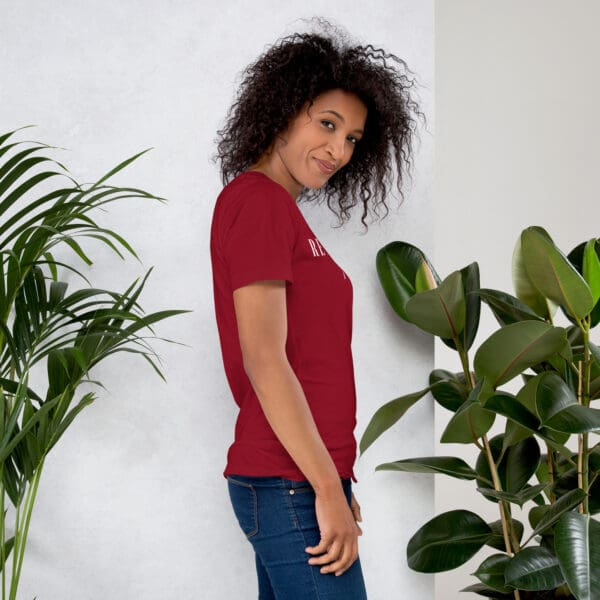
top-left (227, 474), bottom-right (351, 489)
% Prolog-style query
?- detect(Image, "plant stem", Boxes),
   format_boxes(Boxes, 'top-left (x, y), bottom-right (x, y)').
top-left (546, 445), bottom-right (556, 504)
top-left (450, 329), bottom-right (524, 598)
top-left (482, 434), bottom-right (513, 555)
top-left (455, 341), bottom-right (520, 600)
top-left (1, 467), bottom-right (5, 600)
top-left (580, 320), bottom-right (591, 514)
top-left (9, 459), bottom-right (44, 600)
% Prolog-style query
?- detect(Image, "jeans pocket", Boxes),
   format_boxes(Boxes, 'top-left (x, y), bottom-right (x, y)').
top-left (227, 476), bottom-right (259, 539)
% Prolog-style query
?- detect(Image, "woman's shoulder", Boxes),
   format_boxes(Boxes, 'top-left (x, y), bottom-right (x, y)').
top-left (220, 170), bottom-right (290, 201)
top-left (216, 171), bottom-right (297, 221)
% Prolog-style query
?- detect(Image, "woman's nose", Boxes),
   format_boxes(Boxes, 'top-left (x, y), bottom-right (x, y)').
top-left (326, 135), bottom-right (346, 162)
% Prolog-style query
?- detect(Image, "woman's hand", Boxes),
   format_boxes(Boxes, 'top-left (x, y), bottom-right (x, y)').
top-left (305, 489), bottom-right (363, 577)
top-left (351, 491), bottom-right (363, 535)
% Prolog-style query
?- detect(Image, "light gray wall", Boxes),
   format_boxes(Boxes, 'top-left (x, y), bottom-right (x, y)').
top-left (435, 1), bottom-right (600, 598)
top-left (1, 1), bottom-right (433, 598)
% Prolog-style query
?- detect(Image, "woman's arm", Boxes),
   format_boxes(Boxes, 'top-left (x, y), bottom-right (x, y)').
top-left (233, 279), bottom-right (361, 576)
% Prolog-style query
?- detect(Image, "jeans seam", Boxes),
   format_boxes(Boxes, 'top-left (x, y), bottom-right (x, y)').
top-left (286, 492), bottom-right (323, 600)
top-left (228, 477), bottom-right (259, 538)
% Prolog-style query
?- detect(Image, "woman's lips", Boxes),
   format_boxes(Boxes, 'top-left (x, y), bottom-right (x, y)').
top-left (315, 158), bottom-right (336, 174)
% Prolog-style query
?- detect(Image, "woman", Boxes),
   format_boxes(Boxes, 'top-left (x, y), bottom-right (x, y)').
top-left (210, 24), bottom-right (424, 599)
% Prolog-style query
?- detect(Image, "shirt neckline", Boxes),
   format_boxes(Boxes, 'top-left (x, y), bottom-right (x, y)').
top-left (240, 170), bottom-right (298, 204)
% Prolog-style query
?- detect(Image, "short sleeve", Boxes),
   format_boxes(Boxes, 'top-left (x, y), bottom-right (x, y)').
top-left (221, 185), bottom-right (297, 291)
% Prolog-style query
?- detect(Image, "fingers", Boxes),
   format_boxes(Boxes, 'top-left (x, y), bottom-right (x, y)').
top-left (310, 538), bottom-right (358, 576)
top-left (305, 490), bottom-right (363, 577)
top-left (305, 537), bottom-right (330, 556)
top-left (351, 492), bottom-right (362, 522)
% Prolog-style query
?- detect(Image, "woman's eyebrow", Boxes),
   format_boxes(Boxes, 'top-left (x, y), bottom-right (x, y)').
top-left (318, 109), bottom-right (364, 134)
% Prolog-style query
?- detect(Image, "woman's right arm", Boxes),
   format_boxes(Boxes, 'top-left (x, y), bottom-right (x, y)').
top-left (233, 279), bottom-right (362, 576)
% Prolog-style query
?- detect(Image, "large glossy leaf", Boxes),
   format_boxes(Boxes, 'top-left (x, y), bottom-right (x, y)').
top-left (375, 241), bottom-right (440, 322)
top-left (568, 240), bottom-right (600, 327)
top-left (477, 483), bottom-right (548, 507)
top-left (406, 510), bottom-right (492, 572)
top-left (523, 488), bottom-right (588, 544)
top-left (376, 456), bottom-right (477, 480)
top-left (462, 261), bottom-right (482, 351)
top-left (428, 369), bottom-right (468, 412)
top-left (476, 435), bottom-right (540, 503)
top-left (582, 239), bottom-right (600, 306)
top-left (359, 386), bottom-right (433, 456)
top-left (536, 372), bottom-right (600, 434)
top-left (476, 288), bottom-right (544, 326)
top-left (486, 519), bottom-right (524, 552)
top-left (521, 226), bottom-right (594, 320)
top-left (517, 374), bottom-right (570, 447)
top-left (555, 512), bottom-right (600, 600)
top-left (441, 262), bottom-right (481, 351)
top-left (440, 379), bottom-right (495, 444)
top-left (460, 583), bottom-right (513, 599)
top-left (513, 230), bottom-right (555, 319)
top-left (550, 467), bottom-right (600, 516)
top-left (485, 393), bottom-right (541, 432)
top-left (474, 321), bottom-right (567, 388)
top-left (405, 270), bottom-right (466, 339)
top-left (472, 553), bottom-right (513, 593)
top-left (504, 546), bottom-right (565, 590)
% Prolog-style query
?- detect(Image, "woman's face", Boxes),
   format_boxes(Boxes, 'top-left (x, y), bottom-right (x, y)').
top-left (253, 88), bottom-right (368, 199)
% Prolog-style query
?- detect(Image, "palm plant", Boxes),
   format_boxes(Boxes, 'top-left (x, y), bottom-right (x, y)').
top-left (0, 126), bottom-right (188, 598)
top-left (361, 227), bottom-right (600, 599)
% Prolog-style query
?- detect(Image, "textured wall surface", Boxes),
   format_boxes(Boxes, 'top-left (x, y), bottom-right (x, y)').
top-left (1, 1), bottom-right (433, 598)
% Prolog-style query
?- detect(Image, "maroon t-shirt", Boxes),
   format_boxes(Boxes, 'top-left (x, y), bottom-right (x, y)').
top-left (210, 171), bottom-right (358, 482)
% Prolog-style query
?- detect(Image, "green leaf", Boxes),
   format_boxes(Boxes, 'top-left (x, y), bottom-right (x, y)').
top-left (477, 483), bottom-right (548, 507)
top-left (440, 262), bottom-right (481, 351)
top-left (414, 258), bottom-right (437, 293)
top-left (359, 387), bottom-right (433, 456)
top-left (460, 583), bottom-right (513, 599)
top-left (513, 230), bottom-right (555, 319)
top-left (583, 239), bottom-right (600, 306)
top-left (45, 392), bottom-right (95, 454)
top-left (523, 488), bottom-right (588, 544)
top-left (474, 321), bottom-right (567, 388)
top-left (406, 509), bottom-right (492, 572)
top-left (536, 372), bottom-right (600, 434)
top-left (428, 369), bottom-right (468, 412)
top-left (476, 435), bottom-right (540, 503)
top-left (0, 536), bottom-right (15, 571)
top-left (472, 553), bottom-right (513, 593)
top-left (0, 395), bottom-right (60, 464)
top-left (536, 372), bottom-right (578, 421)
top-left (568, 240), bottom-right (600, 328)
top-left (486, 519), bottom-right (524, 552)
top-left (485, 393), bottom-right (541, 432)
top-left (375, 241), bottom-right (440, 322)
top-left (440, 379), bottom-right (495, 444)
top-left (476, 288), bottom-right (544, 326)
top-left (555, 512), bottom-right (600, 600)
top-left (545, 405), bottom-right (600, 434)
top-left (521, 226), bottom-right (594, 320)
top-left (504, 546), bottom-right (565, 590)
top-left (376, 456), bottom-right (477, 480)
top-left (405, 270), bottom-right (466, 339)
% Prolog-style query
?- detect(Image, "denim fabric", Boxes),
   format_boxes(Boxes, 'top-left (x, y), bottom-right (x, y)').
top-left (227, 474), bottom-right (368, 599)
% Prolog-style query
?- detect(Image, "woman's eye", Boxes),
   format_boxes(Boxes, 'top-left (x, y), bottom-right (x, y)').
top-left (347, 136), bottom-right (358, 145)
top-left (321, 120), bottom-right (335, 130)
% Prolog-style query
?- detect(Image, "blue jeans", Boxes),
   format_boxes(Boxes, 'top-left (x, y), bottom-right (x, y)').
top-left (226, 474), bottom-right (368, 599)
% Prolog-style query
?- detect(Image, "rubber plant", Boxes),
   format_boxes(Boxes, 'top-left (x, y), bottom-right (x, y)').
top-left (0, 126), bottom-right (188, 598)
top-left (360, 228), bottom-right (600, 599)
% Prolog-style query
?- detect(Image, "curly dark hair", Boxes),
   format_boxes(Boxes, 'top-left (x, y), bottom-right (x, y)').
top-left (214, 22), bottom-right (427, 231)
